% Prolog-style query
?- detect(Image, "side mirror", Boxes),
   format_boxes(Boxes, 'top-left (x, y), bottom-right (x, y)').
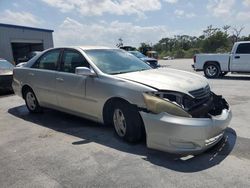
top-left (75, 67), bottom-right (96, 76)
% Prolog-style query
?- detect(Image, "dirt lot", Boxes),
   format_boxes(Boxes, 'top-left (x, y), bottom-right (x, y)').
top-left (0, 59), bottom-right (250, 188)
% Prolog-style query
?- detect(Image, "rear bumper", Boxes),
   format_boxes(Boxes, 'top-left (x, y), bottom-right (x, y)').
top-left (12, 77), bottom-right (22, 97)
top-left (140, 108), bottom-right (232, 154)
top-left (0, 75), bottom-right (13, 90)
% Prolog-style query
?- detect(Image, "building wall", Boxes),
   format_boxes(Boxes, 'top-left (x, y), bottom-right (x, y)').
top-left (0, 25), bottom-right (53, 63)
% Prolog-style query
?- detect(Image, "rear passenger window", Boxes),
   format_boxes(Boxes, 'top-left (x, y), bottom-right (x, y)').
top-left (236, 43), bottom-right (250, 54)
top-left (61, 50), bottom-right (89, 73)
top-left (32, 50), bottom-right (60, 70)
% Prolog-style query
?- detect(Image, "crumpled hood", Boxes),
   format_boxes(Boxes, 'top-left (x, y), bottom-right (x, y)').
top-left (115, 68), bottom-right (209, 95)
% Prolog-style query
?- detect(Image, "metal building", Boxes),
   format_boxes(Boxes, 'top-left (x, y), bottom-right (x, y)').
top-left (0, 23), bottom-right (54, 64)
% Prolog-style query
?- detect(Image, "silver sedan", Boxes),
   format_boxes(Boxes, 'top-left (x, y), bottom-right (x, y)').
top-left (12, 46), bottom-right (232, 154)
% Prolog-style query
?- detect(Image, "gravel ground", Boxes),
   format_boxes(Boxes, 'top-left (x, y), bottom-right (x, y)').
top-left (0, 59), bottom-right (250, 188)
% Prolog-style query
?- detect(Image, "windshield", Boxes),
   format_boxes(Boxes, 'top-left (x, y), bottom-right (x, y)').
top-left (0, 60), bottom-right (14, 69)
top-left (129, 51), bottom-right (146, 58)
top-left (85, 49), bottom-right (151, 75)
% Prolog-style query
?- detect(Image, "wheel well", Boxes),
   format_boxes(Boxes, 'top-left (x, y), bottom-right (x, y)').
top-left (204, 61), bottom-right (221, 70)
top-left (102, 97), bottom-right (144, 123)
top-left (102, 97), bottom-right (146, 138)
top-left (21, 85), bottom-right (33, 99)
top-left (103, 97), bottom-right (129, 125)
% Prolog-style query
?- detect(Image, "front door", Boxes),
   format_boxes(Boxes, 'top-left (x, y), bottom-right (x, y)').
top-left (55, 49), bottom-right (95, 118)
top-left (230, 43), bottom-right (250, 72)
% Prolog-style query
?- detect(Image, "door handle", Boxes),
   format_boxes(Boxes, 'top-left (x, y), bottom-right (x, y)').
top-left (235, 56), bottom-right (240, 59)
top-left (56, 77), bottom-right (64, 82)
top-left (28, 72), bottom-right (34, 76)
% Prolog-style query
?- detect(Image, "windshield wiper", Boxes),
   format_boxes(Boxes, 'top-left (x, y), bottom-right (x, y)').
top-left (110, 68), bottom-right (150, 75)
top-left (110, 70), bottom-right (132, 75)
top-left (138, 68), bottom-right (149, 71)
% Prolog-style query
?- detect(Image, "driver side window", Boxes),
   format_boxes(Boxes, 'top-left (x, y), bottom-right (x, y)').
top-left (61, 50), bottom-right (89, 73)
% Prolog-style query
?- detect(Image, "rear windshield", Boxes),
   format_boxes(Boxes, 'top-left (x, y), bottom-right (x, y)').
top-left (0, 60), bottom-right (14, 69)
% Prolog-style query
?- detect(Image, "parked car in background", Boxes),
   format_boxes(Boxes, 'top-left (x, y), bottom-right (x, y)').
top-left (146, 50), bottom-right (158, 59)
top-left (0, 58), bottom-right (14, 91)
top-left (17, 51), bottom-right (42, 64)
top-left (163, 56), bottom-right (174, 60)
top-left (13, 46), bottom-right (231, 154)
top-left (193, 41), bottom-right (250, 78)
top-left (128, 51), bottom-right (159, 68)
top-left (120, 46), bottom-right (136, 51)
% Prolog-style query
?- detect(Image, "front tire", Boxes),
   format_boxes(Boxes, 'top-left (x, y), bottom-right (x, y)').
top-left (24, 89), bottom-right (42, 113)
top-left (111, 100), bottom-right (143, 143)
top-left (204, 63), bottom-right (221, 78)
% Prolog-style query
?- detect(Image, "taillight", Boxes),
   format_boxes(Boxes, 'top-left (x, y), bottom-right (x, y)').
top-left (193, 55), bottom-right (196, 63)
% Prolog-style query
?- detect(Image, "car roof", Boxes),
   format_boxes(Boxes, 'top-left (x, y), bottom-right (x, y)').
top-left (46, 46), bottom-right (115, 51)
top-left (44, 46), bottom-right (117, 52)
top-left (76, 46), bottom-right (113, 50)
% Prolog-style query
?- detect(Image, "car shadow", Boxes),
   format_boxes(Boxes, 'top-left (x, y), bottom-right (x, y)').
top-left (8, 105), bottom-right (237, 173)
top-left (210, 75), bottom-right (250, 81)
top-left (0, 90), bottom-right (14, 97)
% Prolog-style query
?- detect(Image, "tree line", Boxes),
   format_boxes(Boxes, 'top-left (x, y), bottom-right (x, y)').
top-left (138, 25), bottom-right (250, 58)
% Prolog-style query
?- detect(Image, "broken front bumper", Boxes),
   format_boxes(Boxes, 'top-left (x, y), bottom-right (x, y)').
top-left (140, 108), bottom-right (232, 154)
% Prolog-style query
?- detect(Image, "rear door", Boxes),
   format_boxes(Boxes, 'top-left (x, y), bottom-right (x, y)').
top-left (55, 49), bottom-right (95, 118)
top-left (28, 49), bottom-right (61, 106)
top-left (230, 43), bottom-right (250, 72)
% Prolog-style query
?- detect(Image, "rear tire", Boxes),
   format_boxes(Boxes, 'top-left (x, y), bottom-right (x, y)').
top-left (24, 89), bottom-right (42, 113)
top-left (111, 100), bottom-right (143, 143)
top-left (204, 63), bottom-right (221, 78)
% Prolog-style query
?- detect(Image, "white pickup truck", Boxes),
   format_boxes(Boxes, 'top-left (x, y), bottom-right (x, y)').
top-left (192, 41), bottom-right (250, 78)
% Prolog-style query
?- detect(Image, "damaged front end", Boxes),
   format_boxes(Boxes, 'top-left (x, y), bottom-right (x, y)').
top-left (140, 85), bottom-right (232, 154)
top-left (143, 85), bottom-right (229, 119)
top-left (184, 92), bottom-right (229, 118)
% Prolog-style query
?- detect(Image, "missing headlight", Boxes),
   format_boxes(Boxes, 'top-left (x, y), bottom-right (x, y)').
top-left (143, 93), bottom-right (191, 117)
top-left (147, 91), bottom-right (184, 107)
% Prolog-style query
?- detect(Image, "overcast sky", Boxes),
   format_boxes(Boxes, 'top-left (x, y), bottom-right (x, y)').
top-left (0, 0), bottom-right (250, 47)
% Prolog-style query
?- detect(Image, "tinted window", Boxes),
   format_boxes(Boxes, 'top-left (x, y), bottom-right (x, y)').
top-left (33, 50), bottom-right (60, 70)
top-left (236, 43), bottom-right (250, 54)
top-left (61, 50), bottom-right (89, 73)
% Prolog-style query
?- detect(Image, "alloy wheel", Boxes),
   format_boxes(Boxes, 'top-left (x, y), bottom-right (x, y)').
top-left (113, 108), bottom-right (127, 137)
top-left (206, 65), bottom-right (218, 77)
top-left (26, 91), bottom-right (37, 110)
